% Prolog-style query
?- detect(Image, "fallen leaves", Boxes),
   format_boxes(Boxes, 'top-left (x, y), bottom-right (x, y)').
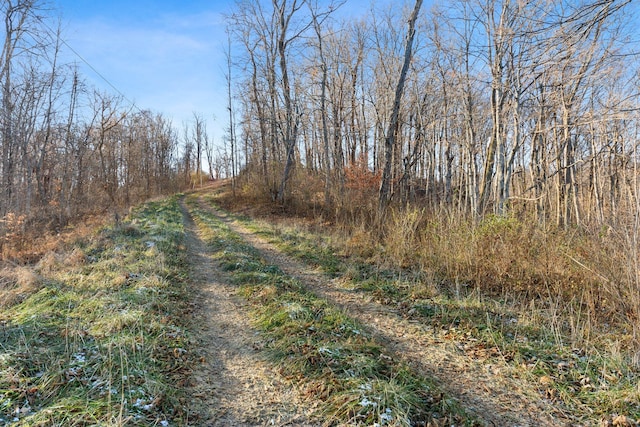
top-left (601, 414), bottom-right (639, 426)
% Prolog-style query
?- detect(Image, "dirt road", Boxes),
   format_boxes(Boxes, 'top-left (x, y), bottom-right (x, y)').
top-left (181, 200), bottom-right (319, 426)
top-left (189, 196), bottom-right (564, 427)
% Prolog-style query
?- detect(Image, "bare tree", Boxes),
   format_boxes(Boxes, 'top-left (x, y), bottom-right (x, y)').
top-left (378, 0), bottom-right (423, 211)
top-left (224, 0), bottom-right (635, 230)
top-left (1, 0), bottom-right (43, 215)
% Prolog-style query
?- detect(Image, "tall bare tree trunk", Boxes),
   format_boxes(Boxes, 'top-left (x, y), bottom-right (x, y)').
top-left (378, 0), bottom-right (423, 212)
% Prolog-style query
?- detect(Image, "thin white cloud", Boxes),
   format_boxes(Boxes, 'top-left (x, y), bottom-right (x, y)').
top-left (156, 10), bottom-right (227, 31)
top-left (61, 10), bottom-right (227, 139)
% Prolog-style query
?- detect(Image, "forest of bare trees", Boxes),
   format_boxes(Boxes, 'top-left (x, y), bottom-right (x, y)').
top-left (0, 0), bottom-right (187, 252)
top-left (3, 0), bottom-right (639, 262)
top-left (227, 0), bottom-right (638, 230)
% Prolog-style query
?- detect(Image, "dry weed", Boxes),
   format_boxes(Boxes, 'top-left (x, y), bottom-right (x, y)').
top-left (343, 227), bottom-right (376, 258)
top-left (1, 210), bottom-right (106, 264)
top-left (218, 175), bottom-right (640, 357)
top-left (0, 265), bottom-right (43, 308)
top-left (35, 252), bottom-right (62, 274)
top-left (65, 248), bottom-right (87, 267)
top-left (384, 208), bottom-right (426, 268)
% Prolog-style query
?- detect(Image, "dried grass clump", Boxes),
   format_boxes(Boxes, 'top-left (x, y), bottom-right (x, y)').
top-left (0, 264), bottom-right (43, 308)
top-left (35, 251), bottom-right (62, 274)
top-left (1, 210), bottom-right (106, 265)
top-left (343, 226), bottom-right (377, 258)
top-left (64, 248), bottom-right (88, 268)
top-left (33, 248), bottom-right (87, 275)
top-left (383, 208), bottom-right (425, 268)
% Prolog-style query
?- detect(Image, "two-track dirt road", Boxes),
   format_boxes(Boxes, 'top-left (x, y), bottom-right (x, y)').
top-left (181, 195), bottom-right (564, 426)
top-left (181, 200), bottom-right (319, 426)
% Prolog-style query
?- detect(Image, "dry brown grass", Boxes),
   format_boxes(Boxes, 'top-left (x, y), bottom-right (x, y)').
top-left (35, 247), bottom-right (88, 275)
top-left (373, 208), bottom-right (639, 353)
top-left (0, 209), bottom-right (108, 312)
top-left (0, 264), bottom-right (43, 308)
top-left (223, 173), bottom-right (640, 356)
top-left (0, 212), bottom-right (106, 264)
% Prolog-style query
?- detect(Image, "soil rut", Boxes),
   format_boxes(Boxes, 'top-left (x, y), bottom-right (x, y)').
top-left (181, 200), bottom-right (318, 426)
top-left (196, 198), bottom-right (566, 427)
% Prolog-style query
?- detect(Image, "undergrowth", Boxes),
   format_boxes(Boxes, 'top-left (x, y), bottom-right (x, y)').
top-left (0, 196), bottom-right (192, 426)
top-left (185, 194), bottom-right (477, 427)
top-left (204, 188), bottom-right (640, 426)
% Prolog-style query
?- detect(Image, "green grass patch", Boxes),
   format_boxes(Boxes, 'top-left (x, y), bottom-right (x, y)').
top-left (0, 196), bottom-right (192, 426)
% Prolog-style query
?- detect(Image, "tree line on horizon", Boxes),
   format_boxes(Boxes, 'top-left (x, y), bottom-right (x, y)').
top-left (0, 0), bottom-right (207, 250)
top-left (2, 0), bottom-right (638, 251)
top-left (226, 0), bottom-right (638, 229)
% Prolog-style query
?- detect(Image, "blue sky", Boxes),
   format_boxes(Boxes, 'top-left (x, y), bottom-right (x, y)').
top-left (54, 0), bottom-right (233, 143)
top-left (52, 0), bottom-right (376, 147)
top-left (49, 0), bottom-right (640, 149)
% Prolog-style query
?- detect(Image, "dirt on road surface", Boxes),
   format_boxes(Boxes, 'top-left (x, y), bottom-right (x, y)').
top-left (181, 200), bottom-right (320, 426)
top-left (189, 196), bottom-right (565, 427)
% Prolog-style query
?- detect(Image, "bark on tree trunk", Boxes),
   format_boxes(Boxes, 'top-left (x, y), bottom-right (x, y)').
top-left (378, 0), bottom-right (423, 213)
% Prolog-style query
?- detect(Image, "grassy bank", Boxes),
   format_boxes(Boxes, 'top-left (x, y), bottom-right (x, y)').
top-left (0, 197), bottom-right (193, 426)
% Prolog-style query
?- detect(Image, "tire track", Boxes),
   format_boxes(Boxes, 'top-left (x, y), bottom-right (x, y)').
top-left (196, 197), bottom-right (566, 427)
top-left (180, 199), bottom-right (319, 426)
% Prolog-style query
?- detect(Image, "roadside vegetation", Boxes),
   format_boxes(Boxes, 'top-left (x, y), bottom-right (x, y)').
top-left (1, 179), bottom-right (638, 426)
top-left (0, 197), bottom-right (193, 426)
top-left (210, 181), bottom-right (640, 426)
top-left (1, 190), bottom-right (480, 426)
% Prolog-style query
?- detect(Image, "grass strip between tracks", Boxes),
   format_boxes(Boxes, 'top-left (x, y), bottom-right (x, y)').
top-left (185, 194), bottom-right (477, 426)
